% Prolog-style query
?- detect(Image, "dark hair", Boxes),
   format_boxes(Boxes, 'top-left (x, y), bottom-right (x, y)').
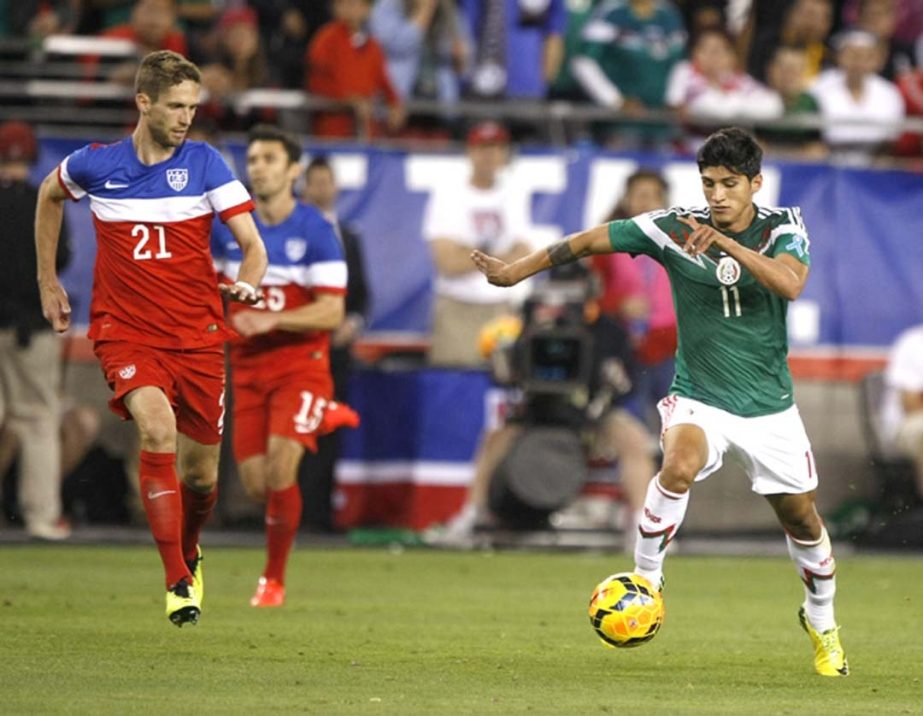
top-left (692, 26), bottom-right (736, 52)
top-left (605, 169), bottom-right (668, 222)
top-left (625, 169), bottom-right (668, 195)
top-left (135, 50), bottom-right (201, 102)
top-left (247, 124), bottom-right (302, 165)
top-left (305, 155), bottom-right (334, 177)
top-left (696, 127), bottom-right (763, 179)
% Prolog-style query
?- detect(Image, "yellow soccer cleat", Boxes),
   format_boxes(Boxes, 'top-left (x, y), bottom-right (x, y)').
top-left (186, 546), bottom-right (204, 605)
top-left (166, 579), bottom-right (201, 627)
top-left (798, 607), bottom-right (849, 676)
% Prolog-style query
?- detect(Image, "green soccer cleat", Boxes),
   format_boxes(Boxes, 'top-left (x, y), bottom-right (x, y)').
top-left (186, 546), bottom-right (204, 605)
top-left (798, 606), bottom-right (849, 676)
top-left (166, 579), bottom-right (201, 627)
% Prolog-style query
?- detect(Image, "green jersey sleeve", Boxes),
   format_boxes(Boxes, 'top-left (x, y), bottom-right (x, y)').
top-left (607, 215), bottom-right (671, 261)
top-left (766, 207), bottom-right (811, 267)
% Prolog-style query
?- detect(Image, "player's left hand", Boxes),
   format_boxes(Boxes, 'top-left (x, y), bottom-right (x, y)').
top-left (231, 309), bottom-right (276, 337)
top-left (678, 214), bottom-right (728, 256)
top-left (220, 280), bottom-right (264, 305)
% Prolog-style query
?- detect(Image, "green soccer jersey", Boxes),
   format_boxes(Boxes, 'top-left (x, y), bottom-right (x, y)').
top-left (608, 205), bottom-right (811, 417)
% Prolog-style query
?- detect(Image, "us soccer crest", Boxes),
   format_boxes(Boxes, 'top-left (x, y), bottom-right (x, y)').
top-left (285, 238), bottom-right (307, 262)
top-left (166, 168), bottom-right (188, 191)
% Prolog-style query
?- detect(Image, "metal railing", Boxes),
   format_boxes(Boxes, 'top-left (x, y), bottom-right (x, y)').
top-left (0, 34), bottom-right (921, 162)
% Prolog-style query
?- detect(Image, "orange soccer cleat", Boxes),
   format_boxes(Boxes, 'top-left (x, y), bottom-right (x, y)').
top-left (317, 400), bottom-right (360, 435)
top-left (249, 576), bottom-right (285, 607)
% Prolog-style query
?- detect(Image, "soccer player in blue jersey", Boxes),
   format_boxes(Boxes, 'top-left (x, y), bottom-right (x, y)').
top-left (212, 125), bottom-right (358, 607)
top-left (471, 127), bottom-right (848, 677)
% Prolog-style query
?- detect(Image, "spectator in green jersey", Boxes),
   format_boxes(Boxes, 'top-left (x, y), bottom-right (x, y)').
top-left (571, 0), bottom-right (686, 146)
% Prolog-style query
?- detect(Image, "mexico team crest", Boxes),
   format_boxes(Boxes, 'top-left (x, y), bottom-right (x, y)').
top-left (166, 168), bottom-right (188, 191)
top-left (285, 238), bottom-right (308, 262)
top-left (716, 256), bottom-right (741, 285)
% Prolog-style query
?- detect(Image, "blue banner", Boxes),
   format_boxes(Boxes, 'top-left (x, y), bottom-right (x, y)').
top-left (34, 137), bottom-right (923, 350)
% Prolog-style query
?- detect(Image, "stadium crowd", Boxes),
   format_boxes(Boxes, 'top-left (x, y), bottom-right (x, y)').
top-left (1, 0), bottom-right (922, 159)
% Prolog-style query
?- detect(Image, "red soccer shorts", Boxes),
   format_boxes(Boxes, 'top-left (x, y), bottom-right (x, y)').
top-left (93, 340), bottom-right (226, 445)
top-left (231, 371), bottom-right (335, 462)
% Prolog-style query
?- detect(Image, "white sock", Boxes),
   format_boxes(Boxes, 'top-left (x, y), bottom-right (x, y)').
top-left (786, 528), bottom-right (837, 632)
top-left (633, 475), bottom-right (689, 588)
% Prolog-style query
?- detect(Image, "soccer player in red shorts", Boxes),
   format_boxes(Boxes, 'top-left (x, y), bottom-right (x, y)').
top-left (34, 51), bottom-right (268, 626)
top-left (212, 125), bottom-right (358, 607)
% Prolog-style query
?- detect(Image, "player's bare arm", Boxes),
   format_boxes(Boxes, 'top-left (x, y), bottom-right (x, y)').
top-left (34, 169), bottom-right (73, 332)
top-left (471, 223), bottom-right (611, 286)
top-left (678, 215), bottom-right (808, 301)
top-left (221, 211), bottom-right (268, 305)
top-left (232, 292), bottom-right (345, 338)
top-left (500, 240), bottom-right (533, 265)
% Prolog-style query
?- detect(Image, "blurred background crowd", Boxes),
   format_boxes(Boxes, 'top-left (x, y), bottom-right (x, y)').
top-left (0, 0), bottom-right (922, 162)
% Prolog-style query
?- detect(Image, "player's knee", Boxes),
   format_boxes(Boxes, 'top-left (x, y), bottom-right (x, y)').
top-left (658, 453), bottom-right (702, 492)
top-left (183, 464), bottom-right (218, 492)
top-left (780, 503), bottom-right (822, 540)
top-left (136, 420), bottom-right (177, 452)
top-left (266, 454), bottom-right (299, 491)
top-left (241, 475), bottom-right (266, 502)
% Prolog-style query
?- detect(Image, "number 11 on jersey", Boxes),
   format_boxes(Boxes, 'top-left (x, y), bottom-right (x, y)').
top-left (720, 285), bottom-right (742, 318)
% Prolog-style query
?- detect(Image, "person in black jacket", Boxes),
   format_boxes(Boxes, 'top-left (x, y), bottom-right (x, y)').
top-left (299, 155), bottom-right (370, 531)
top-left (0, 121), bottom-right (72, 540)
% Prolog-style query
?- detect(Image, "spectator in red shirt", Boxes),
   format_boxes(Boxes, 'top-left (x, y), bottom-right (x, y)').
top-left (86, 0), bottom-right (188, 86)
top-left (895, 67), bottom-right (923, 157)
top-left (198, 7), bottom-right (272, 130)
top-left (104, 0), bottom-right (188, 57)
top-left (306, 0), bottom-right (405, 139)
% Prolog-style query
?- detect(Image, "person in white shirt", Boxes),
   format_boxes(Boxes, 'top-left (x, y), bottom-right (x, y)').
top-left (666, 27), bottom-right (784, 151)
top-left (883, 324), bottom-right (923, 503)
top-left (422, 121), bottom-right (532, 366)
top-left (809, 29), bottom-right (906, 162)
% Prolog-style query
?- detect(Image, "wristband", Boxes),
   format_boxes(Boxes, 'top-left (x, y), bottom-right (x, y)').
top-left (234, 280), bottom-right (256, 297)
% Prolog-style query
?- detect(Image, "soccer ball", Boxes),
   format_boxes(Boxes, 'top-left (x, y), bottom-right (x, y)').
top-left (588, 572), bottom-right (665, 648)
top-left (477, 313), bottom-right (522, 358)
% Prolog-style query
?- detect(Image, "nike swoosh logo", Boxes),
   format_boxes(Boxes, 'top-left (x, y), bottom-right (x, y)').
top-left (105, 180), bottom-right (129, 189)
top-left (147, 489), bottom-right (177, 500)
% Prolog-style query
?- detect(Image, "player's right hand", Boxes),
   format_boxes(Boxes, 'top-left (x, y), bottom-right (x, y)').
top-left (38, 279), bottom-right (72, 333)
top-left (471, 249), bottom-right (516, 287)
top-left (220, 280), bottom-right (264, 305)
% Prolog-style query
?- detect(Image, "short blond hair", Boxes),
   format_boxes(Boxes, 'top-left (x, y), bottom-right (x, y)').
top-left (135, 50), bottom-right (201, 102)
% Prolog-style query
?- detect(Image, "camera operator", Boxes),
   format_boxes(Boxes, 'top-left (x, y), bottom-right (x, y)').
top-left (424, 264), bottom-right (656, 549)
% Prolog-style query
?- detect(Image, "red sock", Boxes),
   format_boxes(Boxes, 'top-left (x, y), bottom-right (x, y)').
top-left (181, 482), bottom-right (218, 563)
top-left (139, 451), bottom-right (191, 588)
top-left (263, 484), bottom-right (302, 585)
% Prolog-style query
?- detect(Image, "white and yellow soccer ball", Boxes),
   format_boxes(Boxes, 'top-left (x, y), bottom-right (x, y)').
top-left (588, 572), bottom-right (665, 648)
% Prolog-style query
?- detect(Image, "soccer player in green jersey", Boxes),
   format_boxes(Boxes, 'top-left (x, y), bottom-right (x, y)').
top-left (471, 127), bottom-right (848, 677)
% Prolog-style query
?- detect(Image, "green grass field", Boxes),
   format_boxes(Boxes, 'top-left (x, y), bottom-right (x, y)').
top-left (0, 544), bottom-right (920, 715)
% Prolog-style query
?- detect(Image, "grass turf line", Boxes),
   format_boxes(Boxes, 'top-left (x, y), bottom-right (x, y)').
top-left (0, 546), bottom-right (920, 714)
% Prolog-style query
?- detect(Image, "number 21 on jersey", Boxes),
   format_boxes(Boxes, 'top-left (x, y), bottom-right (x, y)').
top-left (132, 223), bottom-right (172, 261)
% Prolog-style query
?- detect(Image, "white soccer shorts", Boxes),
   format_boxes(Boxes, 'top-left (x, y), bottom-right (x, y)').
top-left (657, 395), bottom-right (819, 495)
